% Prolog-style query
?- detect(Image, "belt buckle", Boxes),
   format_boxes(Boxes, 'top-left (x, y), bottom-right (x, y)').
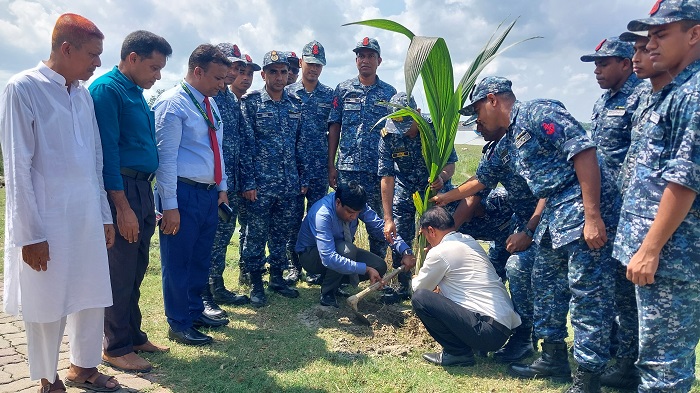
top-left (206, 183), bottom-right (216, 190)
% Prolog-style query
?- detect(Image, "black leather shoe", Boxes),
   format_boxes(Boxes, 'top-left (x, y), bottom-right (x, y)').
top-left (422, 351), bottom-right (475, 367)
top-left (269, 272), bottom-right (300, 298)
top-left (381, 287), bottom-right (402, 304)
top-left (335, 287), bottom-right (351, 297)
top-left (193, 313), bottom-right (229, 328)
top-left (305, 274), bottom-right (322, 286)
top-left (168, 327), bottom-right (212, 346)
top-left (250, 283), bottom-right (267, 308)
top-left (320, 292), bottom-right (339, 308)
top-left (203, 299), bottom-right (228, 319)
top-left (283, 266), bottom-right (300, 286)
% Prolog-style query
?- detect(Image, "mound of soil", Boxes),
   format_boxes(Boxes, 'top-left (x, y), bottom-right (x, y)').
top-left (298, 297), bottom-right (438, 358)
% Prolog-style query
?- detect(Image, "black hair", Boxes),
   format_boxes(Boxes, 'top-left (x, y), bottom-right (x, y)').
top-left (120, 30), bottom-right (172, 60)
top-left (188, 44), bottom-right (233, 72)
top-left (419, 206), bottom-right (455, 231)
top-left (336, 181), bottom-right (367, 211)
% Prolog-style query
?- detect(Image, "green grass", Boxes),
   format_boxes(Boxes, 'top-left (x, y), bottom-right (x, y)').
top-left (3, 145), bottom-right (700, 392)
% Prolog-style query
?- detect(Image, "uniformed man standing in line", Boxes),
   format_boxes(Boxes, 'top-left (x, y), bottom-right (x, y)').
top-left (459, 77), bottom-right (619, 392)
top-left (616, 3), bottom-right (700, 392)
top-left (201, 43), bottom-right (251, 320)
top-left (284, 41), bottom-right (334, 285)
top-left (378, 92), bottom-right (458, 301)
top-left (240, 50), bottom-right (306, 307)
top-left (580, 36), bottom-right (642, 390)
top-left (328, 37), bottom-right (397, 259)
top-left (229, 53), bottom-right (261, 286)
top-left (286, 51), bottom-right (300, 85)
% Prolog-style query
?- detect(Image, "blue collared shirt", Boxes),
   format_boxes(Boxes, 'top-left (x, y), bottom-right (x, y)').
top-left (89, 66), bottom-right (158, 190)
top-left (295, 192), bottom-right (411, 275)
top-left (154, 81), bottom-right (227, 210)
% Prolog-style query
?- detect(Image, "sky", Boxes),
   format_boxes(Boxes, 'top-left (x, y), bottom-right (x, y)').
top-left (0, 0), bottom-right (653, 122)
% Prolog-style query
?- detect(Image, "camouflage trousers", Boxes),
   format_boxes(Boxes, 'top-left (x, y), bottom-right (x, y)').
top-left (533, 231), bottom-right (615, 373)
top-left (612, 261), bottom-right (638, 359)
top-left (241, 192), bottom-right (297, 273)
top-left (337, 170), bottom-right (386, 259)
top-left (505, 243), bottom-right (536, 328)
top-left (209, 190), bottom-right (239, 278)
top-left (636, 276), bottom-right (700, 393)
top-left (286, 177), bottom-right (329, 266)
top-left (390, 184), bottom-right (419, 269)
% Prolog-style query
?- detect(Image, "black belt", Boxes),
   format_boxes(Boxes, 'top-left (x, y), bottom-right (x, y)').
top-left (480, 315), bottom-right (512, 337)
top-left (120, 167), bottom-right (155, 182)
top-left (177, 177), bottom-right (217, 190)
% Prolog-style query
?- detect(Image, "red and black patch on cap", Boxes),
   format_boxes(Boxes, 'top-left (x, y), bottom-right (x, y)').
top-left (650, 0), bottom-right (663, 15)
top-left (542, 123), bottom-right (556, 135)
top-left (245, 54), bottom-right (252, 62)
top-left (362, 37), bottom-right (370, 46)
top-left (290, 51), bottom-right (297, 58)
top-left (233, 44), bottom-right (241, 58)
top-left (595, 39), bottom-right (607, 52)
top-left (312, 44), bottom-right (319, 55)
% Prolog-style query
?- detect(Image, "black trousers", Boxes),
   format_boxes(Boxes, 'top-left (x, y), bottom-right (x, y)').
top-left (298, 241), bottom-right (387, 296)
top-left (103, 176), bottom-right (156, 356)
top-left (412, 289), bottom-right (510, 356)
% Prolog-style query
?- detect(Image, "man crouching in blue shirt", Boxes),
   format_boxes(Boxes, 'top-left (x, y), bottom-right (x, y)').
top-left (296, 181), bottom-right (416, 307)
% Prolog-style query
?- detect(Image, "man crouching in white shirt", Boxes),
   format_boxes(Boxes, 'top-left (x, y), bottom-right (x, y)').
top-left (412, 206), bottom-right (521, 367)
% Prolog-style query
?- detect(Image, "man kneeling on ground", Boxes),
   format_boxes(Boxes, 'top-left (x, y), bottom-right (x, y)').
top-left (295, 181), bottom-right (416, 307)
top-left (413, 206), bottom-right (521, 366)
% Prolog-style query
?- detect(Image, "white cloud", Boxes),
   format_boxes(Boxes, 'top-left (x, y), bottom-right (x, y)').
top-left (0, 0), bottom-right (653, 121)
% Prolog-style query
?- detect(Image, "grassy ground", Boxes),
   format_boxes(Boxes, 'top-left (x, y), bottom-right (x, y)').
top-left (2, 144), bottom-right (699, 392)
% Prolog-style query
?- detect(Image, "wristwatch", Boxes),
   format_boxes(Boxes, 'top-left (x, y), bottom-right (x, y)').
top-left (523, 227), bottom-right (535, 238)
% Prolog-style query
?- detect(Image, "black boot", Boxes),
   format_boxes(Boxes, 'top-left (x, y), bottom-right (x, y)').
top-left (509, 341), bottom-right (572, 380)
top-left (201, 286), bottom-right (228, 319)
top-left (249, 271), bottom-right (268, 308)
top-left (268, 269), bottom-right (300, 298)
top-left (600, 357), bottom-right (640, 390)
top-left (396, 271), bottom-right (412, 300)
top-left (494, 324), bottom-right (535, 363)
top-left (284, 252), bottom-right (302, 286)
top-left (210, 276), bottom-right (250, 305)
top-left (566, 367), bottom-right (601, 393)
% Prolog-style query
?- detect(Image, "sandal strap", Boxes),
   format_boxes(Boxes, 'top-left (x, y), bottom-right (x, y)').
top-left (92, 372), bottom-right (116, 388)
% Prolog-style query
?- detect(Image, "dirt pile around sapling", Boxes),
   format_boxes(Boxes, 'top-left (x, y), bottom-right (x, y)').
top-left (298, 297), bottom-right (438, 358)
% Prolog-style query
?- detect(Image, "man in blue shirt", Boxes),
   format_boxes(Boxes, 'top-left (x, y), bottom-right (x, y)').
top-left (90, 30), bottom-right (172, 372)
top-left (154, 44), bottom-right (232, 346)
top-left (295, 182), bottom-right (416, 308)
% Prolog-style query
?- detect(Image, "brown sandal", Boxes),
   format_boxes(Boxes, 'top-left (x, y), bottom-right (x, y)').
top-left (64, 367), bottom-right (120, 392)
top-left (38, 376), bottom-right (66, 392)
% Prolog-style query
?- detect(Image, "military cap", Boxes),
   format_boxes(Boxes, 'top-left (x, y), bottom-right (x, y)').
top-left (619, 31), bottom-right (648, 42)
top-left (215, 42), bottom-right (245, 64)
top-left (580, 37), bottom-right (634, 62)
top-left (353, 37), bottom-right (381, 56)
top-left (628, 0), bottom-right (700, 31)
top-left (302, 40), bottom-right (326, 65)
top-left (384, 92), bottom-right (418, 134)
top-left (458, 76), bottom-right (513, 116)
top-left (262, 50), bottom-right (290, 68)
top-left (287, 51), bottom-right (301, 69)
top-left (242, 53), bottom-right (261, 71)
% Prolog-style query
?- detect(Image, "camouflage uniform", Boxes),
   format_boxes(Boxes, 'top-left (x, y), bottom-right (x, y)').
top-left (581, 38), bottom-right (643, 363)
top-left (209, 87), bottom-right (248, 279)
top-left (377, 106), bottom-right (458, 271)
top-left (329, 75), bottom-right (396, 258)
top-left (239, 87), bottom-right (306, 274)
top-left (285, 80), bottom-right (333, 265)
top-left (502, 98), bottom-right (619, 373)
top-left (613, 56), bottom-right (700, 392)
top-left (475, 138), bottom-right (540, 330)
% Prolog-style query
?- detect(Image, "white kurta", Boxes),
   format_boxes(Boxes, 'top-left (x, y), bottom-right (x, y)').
top-left (1, 62), bottom-right (113, 323)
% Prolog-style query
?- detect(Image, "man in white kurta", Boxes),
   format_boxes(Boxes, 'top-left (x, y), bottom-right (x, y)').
top-left (0, 13), bottom-right (119, 392)
top-left (412, 206), bottom-right (521, 367)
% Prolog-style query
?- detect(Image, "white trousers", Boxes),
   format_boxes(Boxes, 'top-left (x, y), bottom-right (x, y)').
top-left (24, 307), bottom-right (104, 382)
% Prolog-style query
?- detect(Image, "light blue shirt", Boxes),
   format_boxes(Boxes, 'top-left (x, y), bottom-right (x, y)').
top-left (295, 192), bottom-right (411, 275)
top-left (154, 81), bottom-right (227, 210)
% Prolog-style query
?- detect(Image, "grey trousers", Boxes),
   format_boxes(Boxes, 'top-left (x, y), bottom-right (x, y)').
top-left (298, 241), bottom-right (387, 296)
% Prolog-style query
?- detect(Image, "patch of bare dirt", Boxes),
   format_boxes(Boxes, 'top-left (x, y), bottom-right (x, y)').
top-left (298, 297), bottom-right (438, 358)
